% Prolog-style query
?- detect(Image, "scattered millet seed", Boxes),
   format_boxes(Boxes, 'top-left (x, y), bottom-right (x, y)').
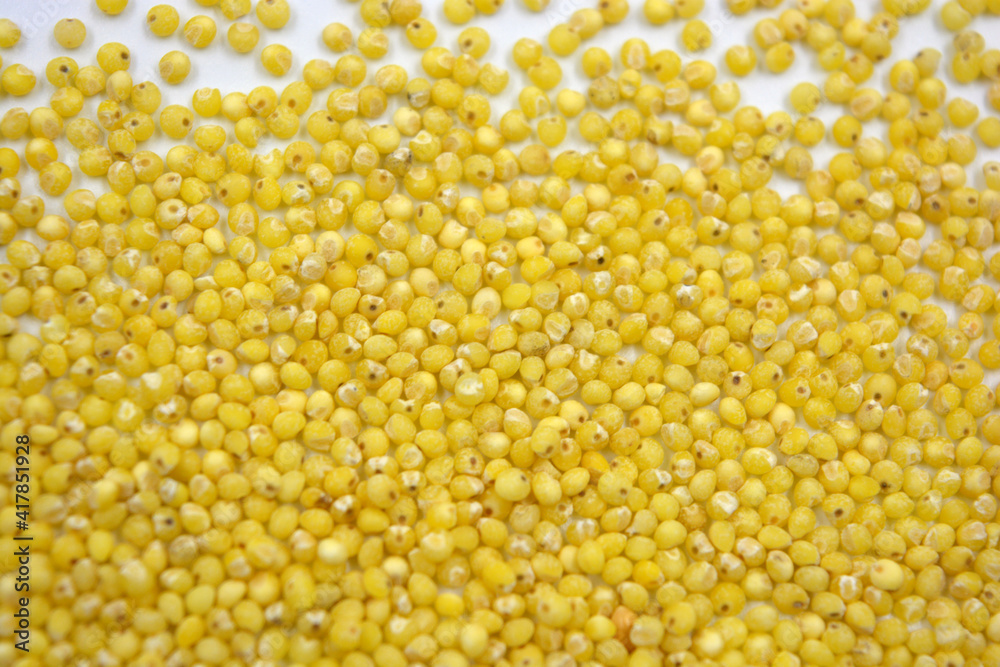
top-left (1, 1), bottom-right (1000, 666)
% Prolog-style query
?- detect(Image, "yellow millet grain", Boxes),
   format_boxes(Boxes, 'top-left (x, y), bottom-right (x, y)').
top-left (0, 2), bottom-right (999, 667)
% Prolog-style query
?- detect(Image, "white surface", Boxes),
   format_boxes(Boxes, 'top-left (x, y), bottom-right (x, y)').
top-left (0, 0), bottom-right (996, 191)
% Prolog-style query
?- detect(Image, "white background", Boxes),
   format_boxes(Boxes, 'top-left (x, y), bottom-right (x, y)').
top-left (1, 0), bottom-right (998, 194)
